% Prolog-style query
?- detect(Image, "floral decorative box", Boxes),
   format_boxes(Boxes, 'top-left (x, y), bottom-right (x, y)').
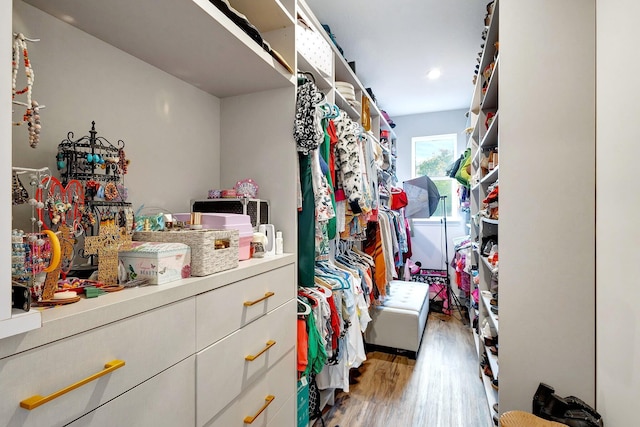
top-left (118, 241), bottom-right (191, 285)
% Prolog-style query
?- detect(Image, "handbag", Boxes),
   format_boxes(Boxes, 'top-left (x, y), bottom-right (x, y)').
top-left (533, 383), bottom-right (604, 427)
top-left (307, 374), bottom-right (325, 426)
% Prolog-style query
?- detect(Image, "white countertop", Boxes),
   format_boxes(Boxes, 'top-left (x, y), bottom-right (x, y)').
top-left (0, 254), bottom-right (295, 359)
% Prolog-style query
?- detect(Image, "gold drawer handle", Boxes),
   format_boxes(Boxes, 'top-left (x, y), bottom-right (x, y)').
top-left (245, 340), bottom-right (276, 361)
top-left (243, 395), bottom-right (275, 424)
top-left (20, 359), bottom-right (125, 410)
top-left (243, 291), bottom-right (275, 307)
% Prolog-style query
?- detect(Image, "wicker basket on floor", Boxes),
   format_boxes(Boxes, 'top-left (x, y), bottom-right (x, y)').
top-left (133, 229), bottom-right (239, 276)
top-left (500, 411), bottom-right (567, 427)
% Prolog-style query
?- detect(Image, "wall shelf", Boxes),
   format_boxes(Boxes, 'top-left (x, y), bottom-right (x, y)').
top-left (24, 0), bottom-right (296, 98)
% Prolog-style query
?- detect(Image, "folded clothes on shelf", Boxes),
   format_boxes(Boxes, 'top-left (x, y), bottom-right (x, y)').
top-left (209, 0), bottom-right (268, 51)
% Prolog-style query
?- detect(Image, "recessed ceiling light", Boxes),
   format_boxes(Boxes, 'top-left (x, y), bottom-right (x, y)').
top-left (61, 14), bottom-right (76, 24)
top-left (427, 69), bottom-right (441, 80)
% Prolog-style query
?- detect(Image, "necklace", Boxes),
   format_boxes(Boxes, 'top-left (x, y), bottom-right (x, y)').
top-left (12, 33), bottom-right (41, 148)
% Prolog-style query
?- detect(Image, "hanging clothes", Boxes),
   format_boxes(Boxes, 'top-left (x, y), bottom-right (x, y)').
top-left (295, 78), bottom-right (325, 286)
top-left (333, 110), bottom-right (365, 215)
top-left (294, 80), bottom-right (324, 155)
top-left (304, 309), bottom-right (328, 376)
top-left (377, 210), bottom-right (397, 282)
top-left (297, 316), bottom-right (308, 373)
top-left (320, 118), bottom-right (338, 240)
top-left (314, 259), bottom-right (370, 392)
top-left (298, 152), bottom-right (316, 287)
top-left (363, 221), bottom-right (387, 298)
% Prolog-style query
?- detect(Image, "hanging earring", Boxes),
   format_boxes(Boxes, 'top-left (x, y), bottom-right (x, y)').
top-left (12, 172), bottom-right (30, 205)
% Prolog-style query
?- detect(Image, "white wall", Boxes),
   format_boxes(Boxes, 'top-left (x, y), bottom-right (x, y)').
top-left (596, 0), bottom-right (640, 424)
top-left (12, 1), bottom-right (220, 231)
top-left (393, 109), bottom-right (469, 277)
top-left (1, 1), bottom-right (12, 321)
top-left (500, 0), bottom-right (595, 412)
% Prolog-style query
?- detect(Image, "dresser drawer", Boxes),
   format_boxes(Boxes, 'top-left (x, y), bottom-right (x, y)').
top-left (267, 393), bottom-right (296, 427)
top-left (196, 299), bottom-right (296, 426)
top-left (0, 298), bottom-right (195, 427)
top-left (67, 355), bottom-right (195, 427)
top-left (204, 348), bottom-right (296, 427)
top-left (196, 264), bottom-right (294, 350)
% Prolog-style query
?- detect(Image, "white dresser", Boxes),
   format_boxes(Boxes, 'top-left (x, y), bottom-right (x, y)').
top-left (0, 255), bottom-right (296, 427)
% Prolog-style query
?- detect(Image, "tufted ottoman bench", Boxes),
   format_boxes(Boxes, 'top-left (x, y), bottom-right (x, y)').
top-left (364, 280), bottom-right (430, 358)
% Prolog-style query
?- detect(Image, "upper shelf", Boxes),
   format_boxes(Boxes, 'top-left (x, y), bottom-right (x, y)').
top-left (23, 0), bottom-right (296, 98)
top-left (480, 0), bottom-right (499, 75)
top-left (231, 0), bottom-right (294, 32)
top-left (334, 90), bottom-right (361, 120)
top-left (480, 112), bottom-right (499, 149)
top-left (297, 52), bottom-right (333, 90)
top-left (481, 57), bottom-right (499, 110)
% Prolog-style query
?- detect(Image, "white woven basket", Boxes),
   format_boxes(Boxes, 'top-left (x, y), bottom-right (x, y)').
top-left (133, 229), bottom-right (239, 276)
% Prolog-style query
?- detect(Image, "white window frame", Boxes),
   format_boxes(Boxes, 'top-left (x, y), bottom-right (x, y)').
top-left (410, 133), bottom-right (460, 221)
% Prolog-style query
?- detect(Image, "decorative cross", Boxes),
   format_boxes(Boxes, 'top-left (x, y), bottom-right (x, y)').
top-left (84, 221), bottom-right (132, 285)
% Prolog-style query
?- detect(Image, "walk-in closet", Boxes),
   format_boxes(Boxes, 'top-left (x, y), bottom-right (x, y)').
top-left (2, 0), bottom-right (637, 426)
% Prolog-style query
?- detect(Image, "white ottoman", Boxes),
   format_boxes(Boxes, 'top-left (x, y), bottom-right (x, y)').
top-left (364, 280), bottom-right (430, 357)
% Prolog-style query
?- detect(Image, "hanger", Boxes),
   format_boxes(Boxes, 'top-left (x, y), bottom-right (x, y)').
top-left (352, 246), bottom-right (375, 266)
top-left (315, 272), bottom-right (349, 290)
top-left (297, 71), bottom-right (315, 86)
top-left (298, 289), bottom-right (319, 306)
top-left (297, 297), bottom-right (311, 315)
top-left (317, 100), bottom-right (339, 119)
top-left (334, 259), bottom-right (359, 276)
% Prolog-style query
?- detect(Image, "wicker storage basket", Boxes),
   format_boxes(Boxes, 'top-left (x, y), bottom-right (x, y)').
top-left (133, 229), bottom-right (239, 276)
top-left (500, 411), bottom-right (567, 427)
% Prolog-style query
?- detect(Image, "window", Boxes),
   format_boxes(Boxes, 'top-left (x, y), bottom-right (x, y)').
top-left (411, 133), bottom-right (459, 219)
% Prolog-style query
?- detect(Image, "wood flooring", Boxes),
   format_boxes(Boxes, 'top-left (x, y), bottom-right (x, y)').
top-left (313, 312), bottom-right (493, 427)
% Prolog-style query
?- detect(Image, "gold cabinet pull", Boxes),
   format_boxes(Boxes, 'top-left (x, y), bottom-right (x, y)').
top-left (243, 395), bottom-right (275, 424)
top-left (243, 291), bottom-right (275, 307)
top-left (20, 359), bottom-right (125, 410)
top-left (245, 340), bottom-right (276, 361)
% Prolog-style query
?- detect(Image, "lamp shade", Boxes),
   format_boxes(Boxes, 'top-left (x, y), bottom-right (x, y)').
top-left (403, 176), bottom-right (440, 218)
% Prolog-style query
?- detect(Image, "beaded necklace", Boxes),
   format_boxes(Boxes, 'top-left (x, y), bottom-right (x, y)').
top-left (12, 33), bottom-right (41, 148)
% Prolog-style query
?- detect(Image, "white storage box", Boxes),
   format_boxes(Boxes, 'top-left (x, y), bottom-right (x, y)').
top-left (296, 10), bottom-right (333, 78)
top-left (119, 242), bottom-right (191, 285)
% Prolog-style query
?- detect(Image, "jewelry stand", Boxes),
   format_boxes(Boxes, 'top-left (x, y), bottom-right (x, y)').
top-left (56, 121), bottom-right (132, 272)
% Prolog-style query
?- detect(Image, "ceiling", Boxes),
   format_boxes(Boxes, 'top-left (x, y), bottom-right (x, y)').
top-left (304, 0), bottom-right (488, 118)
